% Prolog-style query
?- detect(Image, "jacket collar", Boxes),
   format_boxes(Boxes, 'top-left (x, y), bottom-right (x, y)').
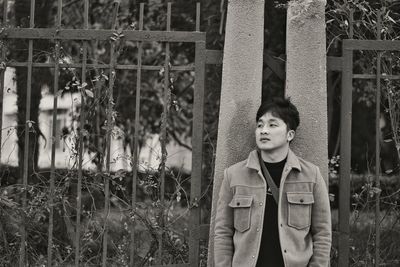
top-left (246, 148), bottom-right (302, 172)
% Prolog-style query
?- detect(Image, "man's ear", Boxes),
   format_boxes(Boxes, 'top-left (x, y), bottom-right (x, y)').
top-left (287, 130), bottom-right (295, 142)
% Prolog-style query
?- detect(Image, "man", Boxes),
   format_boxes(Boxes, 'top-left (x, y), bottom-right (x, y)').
top-left (213, 97), bottom-right (331, 267)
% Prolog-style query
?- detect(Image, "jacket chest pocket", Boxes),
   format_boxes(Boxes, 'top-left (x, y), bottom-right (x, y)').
top-left (229, 195), bottom-right (253, 232)
top-left (287, 192), bottom-right (314, 230)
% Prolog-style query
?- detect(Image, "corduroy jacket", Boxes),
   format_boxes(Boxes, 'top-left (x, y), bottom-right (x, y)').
top-left (214, 149), bottom-right (331, 267)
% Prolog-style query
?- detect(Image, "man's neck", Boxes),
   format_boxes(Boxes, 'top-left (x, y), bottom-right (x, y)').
top-left (260, 146), bottom-right (289, 163)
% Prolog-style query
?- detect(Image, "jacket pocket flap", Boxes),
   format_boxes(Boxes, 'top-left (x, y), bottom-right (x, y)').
top-left (287, 192), bottom-right (314, 204)
top-left (228, 196), bottom-right (253, 208)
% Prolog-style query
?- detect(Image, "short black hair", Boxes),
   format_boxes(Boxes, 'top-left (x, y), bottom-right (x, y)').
top-left (256, 97), bottom-right (300, 131)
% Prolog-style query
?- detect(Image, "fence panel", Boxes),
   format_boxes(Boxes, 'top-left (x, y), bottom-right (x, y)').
top-left (329, 11), bottom-right (400, 265)
top-left (0, 1), bottom-right (220, 266)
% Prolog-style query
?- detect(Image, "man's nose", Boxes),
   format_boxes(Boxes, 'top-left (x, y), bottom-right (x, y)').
top-left (260, 126), bottom-right (269, 134)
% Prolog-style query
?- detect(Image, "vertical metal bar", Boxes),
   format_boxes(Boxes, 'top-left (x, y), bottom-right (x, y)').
top-left (48, 1), bottom-right (63, 266)
top-left (47, 41), bottom-right (59, 267)
top-left (93, 39), bottom-right (102, 171)
top-left (0, 0), bottom-right (8, 166)
top-left (189, 41), bottom-right (205, 267)
top-left (20, 1), bottom-right (35, 266)
top-left (349, 9), bottom-right (354, 39)
top-left (196, 2), bottom-right (200, 32)
top-left (2, 0), bottom-right (7, 24)
top-left (0, 2), bottom-right (7, 258)
top-left (102, 2), bottom-right (119, 266)
top-left (102, 38), bottom-right (113, 267)
top-left (20, 33), bottom-right (32, 267)
top-left (89, 1), bottom-right (102, 172)
top-left (338, 41), bottom-right (352, 267)
top-left (74, 0), bottom-right (89, 266)
top-left (157, 3), bottom-right (171, 263)
top-left (102, 51), bottom-right (113, 267)
top-left (375, 51), bottom-right (382, 267)
top-left (374, 10), bottom-right (382, 267)
top-left (160, 0), bottom-right (171, 207)
top-left (129, 3), bottom-right (144, 266)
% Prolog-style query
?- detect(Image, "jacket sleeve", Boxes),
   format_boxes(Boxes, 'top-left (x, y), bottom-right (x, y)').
top-left (309, 166), bottom-right (332, 267)
top-left (214, 168), bottom-right (234, 266)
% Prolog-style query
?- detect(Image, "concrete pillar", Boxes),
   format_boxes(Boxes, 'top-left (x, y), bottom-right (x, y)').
top-left (286, 0), bottom-right (328, 179)
top-left (207, 0), bottom-right (265, 265)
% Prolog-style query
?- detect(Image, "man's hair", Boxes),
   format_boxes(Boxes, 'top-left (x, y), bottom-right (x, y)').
top-left (256, 97), bottom-right (300, 131)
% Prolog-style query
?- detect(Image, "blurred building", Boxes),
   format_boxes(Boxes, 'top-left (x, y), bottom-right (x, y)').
top-left (1, 67), bottom-right (192, 173)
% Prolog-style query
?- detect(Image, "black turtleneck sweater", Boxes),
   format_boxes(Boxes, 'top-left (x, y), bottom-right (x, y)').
top-left (256, 157), bottom-right (286, 267)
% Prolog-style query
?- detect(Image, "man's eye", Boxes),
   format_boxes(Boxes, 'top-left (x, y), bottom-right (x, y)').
top-left (257, 124), bottom-right (263, 128)
top-left (270, 124), bottom-right (277, 127)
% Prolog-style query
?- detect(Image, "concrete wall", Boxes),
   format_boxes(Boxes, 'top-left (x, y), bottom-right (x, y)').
top-left (207, 0), bottom-right (265, 265)
top-left (286, 0), bottom-right (328, 180)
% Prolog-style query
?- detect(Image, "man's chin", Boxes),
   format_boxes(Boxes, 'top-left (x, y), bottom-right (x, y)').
top-left (256, 145), bottom-right (272, 151)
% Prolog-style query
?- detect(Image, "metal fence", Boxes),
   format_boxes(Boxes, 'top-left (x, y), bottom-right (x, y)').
top-left (328, 9), bottom-right (400, 267)
top-left (0, 0), bottom-right (221, 266)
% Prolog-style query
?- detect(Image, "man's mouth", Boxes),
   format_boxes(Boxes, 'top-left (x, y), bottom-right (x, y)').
top-left (260, 137), bottom-right (270, 142)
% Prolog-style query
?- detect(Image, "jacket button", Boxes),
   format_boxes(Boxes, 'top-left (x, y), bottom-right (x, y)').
top-left (280, 224), bottom-right (283, 227)
top-left (237, 202), bottom-right (240, 206)
top-left (252, 255), bottom-right (255, 258)
top-left (256, 228), bottom-right (260, 232)
top-left (300, 199), bottom-right (304, 203)
top-left (284, 250), bottom-right (287, 253)
top-left (259, 202), bottom-right (263, 206)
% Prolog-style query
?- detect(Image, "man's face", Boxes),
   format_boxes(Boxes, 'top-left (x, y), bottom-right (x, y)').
top-left (255, 112), bottom-right (294, 154)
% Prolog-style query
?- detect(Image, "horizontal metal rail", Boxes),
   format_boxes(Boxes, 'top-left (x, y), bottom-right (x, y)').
top-left (328, 56), bottom-right (400, 80)
top-left (6, 62), bottom-right (195, 70)
top-left (5, 50), bottom-right (222, 68)
top-left (152, 264), bottom-right (189, 267)
top-left (343, 39), bottom-right (400, 51)
top-left (2, 63), bottom-right (197, 70)
top-left (0, 28), bottom-right (206, 42)
top-left (353, 74), bottom-right (400, 79)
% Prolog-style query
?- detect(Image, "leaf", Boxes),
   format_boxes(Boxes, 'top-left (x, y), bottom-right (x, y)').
top-left (81, 129), bottom-right (89, 137)
top-left (388, 15), bottom-right (396, 24)
top-left (56, 90), bottom-right (63, 97)
top-left (85, 89), bottom-right (94, 98)
top-left (371, 187), bottom-right (382, 195)
top-left (26, 120), bottom-right (35, 128)
top-left (385, 169), bottom-right (393, 174)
